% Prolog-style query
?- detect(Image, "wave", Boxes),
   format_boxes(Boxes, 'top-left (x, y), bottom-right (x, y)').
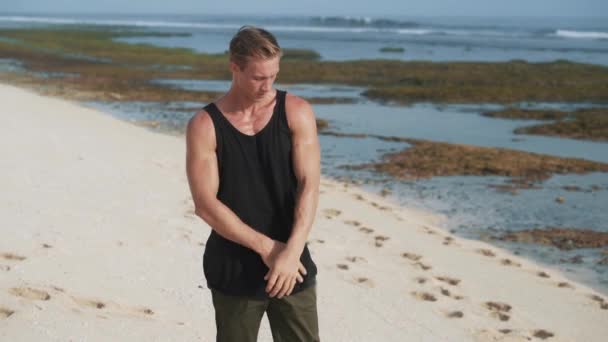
top-left (309, 16), bottom-right (419, 28)
top-left (554, 29), bottom-right (608, 40)
top-left (0, 15), bottom-right (245, 29)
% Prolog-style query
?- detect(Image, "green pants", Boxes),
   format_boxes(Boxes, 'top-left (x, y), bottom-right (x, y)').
top-left (210, 285), bottom-right (320, 342)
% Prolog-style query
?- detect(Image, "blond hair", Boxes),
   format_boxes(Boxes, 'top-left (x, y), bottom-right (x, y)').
top-left (229, 26), bottom-right (282, 68)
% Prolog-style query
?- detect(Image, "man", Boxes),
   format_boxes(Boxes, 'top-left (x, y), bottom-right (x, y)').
top-left (185, 26), bottom-right (320, 342)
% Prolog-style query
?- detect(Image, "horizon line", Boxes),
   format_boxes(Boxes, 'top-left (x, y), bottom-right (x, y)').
top-left (3, 11), bottom-right (608, 20)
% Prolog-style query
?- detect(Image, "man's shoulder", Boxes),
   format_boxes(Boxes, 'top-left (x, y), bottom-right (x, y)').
top-left (285, 92), bottom-right (311, 112)
top-left (284, 92), bottom-right (315, 131)
top-left (188, 108), bottom-right (214, 133)
top-left (186, 109), bottom-right (216, 148)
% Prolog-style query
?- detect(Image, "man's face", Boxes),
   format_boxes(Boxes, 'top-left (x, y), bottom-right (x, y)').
top-left (231, 55), bottom-right (280, 102)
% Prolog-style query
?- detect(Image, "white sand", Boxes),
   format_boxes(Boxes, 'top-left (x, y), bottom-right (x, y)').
top-left (1, 82), bottom-right (607, 341)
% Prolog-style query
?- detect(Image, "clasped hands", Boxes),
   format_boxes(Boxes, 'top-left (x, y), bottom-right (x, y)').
top-left (259, 239), bottom-right (307, 299)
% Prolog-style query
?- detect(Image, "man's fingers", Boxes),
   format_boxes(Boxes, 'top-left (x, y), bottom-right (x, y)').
top-left (296, 273), bottom-right (304, 283)
top-left (298, 262), bottom-right (307, 276)
top-left (269, 276), bottom-right (286, 297)
top-left (277, 277), bottom-right (293, 299)
top-left (265, 272), bottom-right (279, 293)
top-left (285, 278), bottom-right (296, 297)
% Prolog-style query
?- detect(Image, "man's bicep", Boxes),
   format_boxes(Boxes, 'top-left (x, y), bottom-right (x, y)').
top-left (289, 99), bottom-right (321, 181)
top-left (186, 112), bottom-right (219, 210)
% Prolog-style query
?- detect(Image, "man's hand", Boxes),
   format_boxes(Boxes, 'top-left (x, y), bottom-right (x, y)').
top-left (259, 239), bottom-right (307, 298)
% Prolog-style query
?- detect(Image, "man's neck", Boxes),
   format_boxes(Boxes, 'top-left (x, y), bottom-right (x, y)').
top-left (222, 88), bottom-right (277, 116)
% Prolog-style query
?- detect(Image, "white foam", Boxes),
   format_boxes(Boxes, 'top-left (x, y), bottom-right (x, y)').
top-left (0, 15), bottom-right (240, 29)
top-left (396, 28), bottom-right (435, 35)
top-left (555, 29), bottom-right (608, 40)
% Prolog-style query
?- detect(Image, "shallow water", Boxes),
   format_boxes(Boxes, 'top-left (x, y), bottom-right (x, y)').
top-left (150, 79), bottom-right (366, 100)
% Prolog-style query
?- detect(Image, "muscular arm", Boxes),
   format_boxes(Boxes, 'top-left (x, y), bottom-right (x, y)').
top-left (285, 95), bottom-right (321, 255)
top-left (264, 95), bottom-right (320, 298)
top-left (186, 111), bottom-right (273, 255)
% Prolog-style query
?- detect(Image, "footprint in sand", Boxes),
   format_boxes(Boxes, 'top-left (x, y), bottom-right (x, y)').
top-left (322, 208), bottom-right (342, 219)
top-left (401, 252), bottom-right (422, 261)
top-left (308, 238), bottom-right (325, 245)
top-left (484, 301), bottom-right (512, 321)
top-left (0, 307), bottom-right (15, 319)
top-left (445, 310), bottom-right (464, 318)
top-left (50, 286), bottom-right (65, 293)
top-left (137, 307), bottom-right (155, 316)
top-left (401, 252), bottom-right (432, 270)
top-left (71, 296), bottom-right (108, 309)
top-left (0, 265), bottom-right (10, 272)
top-left (411, 291), bottom-right (437, 302)
top-left (557, 282), bottom-right (574, 289)
top-left (359, 227), bottom-right (374, 234)
top-left (537, 271), bottom-right (550, 278)
top-left (352, 194), bottom-right (365, 202)
top-left (1, 252), bottom-right (27, 261)
top-left (345, 256), bottom-right (367, 263)
top-left (442, 236), bottom-right (460, 246)
top-left (337, 264), bottom-right (349, 270)
top-left (9, 287), bottom-right (51, 301)
top-left (421, 226), bottom-right (441, 235)
top-left (439, 287), bottom-right (464, 300)
top-left (475, 248), bottom-right (496, 257)
top-left (42, 243), bottom-right (52, 249)
top-left (500, 258), bottom-right (522, 267)
top-left (374, 235), bottom-right (389, 247)
top-left (435, 276), bottom-right (461, 286)
top-left (351, 277), bottom-right (375, 288)
top-left (532, 329), bottom-right (555, 340)
top-left (413, 262), bottom-right (433, 271)
top-left (415, 277), bottom-right (428, 284)
top-left (344, 220), bottom-right (361, 227)
top-left (588, 294), bottom-right (608, 310)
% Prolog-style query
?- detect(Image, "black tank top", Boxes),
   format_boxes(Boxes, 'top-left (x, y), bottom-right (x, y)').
top-left (202, 89), bottom-right (317, 299)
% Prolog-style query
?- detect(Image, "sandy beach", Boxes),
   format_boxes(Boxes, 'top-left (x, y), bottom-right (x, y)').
top-left (1, 82), bottom-right (607, 341)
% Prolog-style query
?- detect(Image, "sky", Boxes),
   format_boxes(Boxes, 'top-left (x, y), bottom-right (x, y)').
top-left (4, 0), bottom-right (608, 18)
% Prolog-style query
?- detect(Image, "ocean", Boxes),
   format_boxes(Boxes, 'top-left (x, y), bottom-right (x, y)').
top-left (1, 13), bottom-right (608, 65)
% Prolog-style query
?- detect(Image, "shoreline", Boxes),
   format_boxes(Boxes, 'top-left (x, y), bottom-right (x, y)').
top-left (2, 82), bottom-right (608, 341)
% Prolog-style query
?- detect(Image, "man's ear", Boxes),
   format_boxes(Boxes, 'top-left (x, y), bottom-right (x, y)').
top-left (229, 61), bottom-right (242, 74)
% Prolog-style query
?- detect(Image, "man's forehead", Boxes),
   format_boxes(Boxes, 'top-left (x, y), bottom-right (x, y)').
top-left (245, 56), bottom-right (280, 72)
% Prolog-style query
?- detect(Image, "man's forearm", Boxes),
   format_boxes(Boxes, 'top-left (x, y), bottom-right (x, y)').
top-left (287, 177), bottom-right (319, 255)
top-left (195, 199), bottom-right (272, 255)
